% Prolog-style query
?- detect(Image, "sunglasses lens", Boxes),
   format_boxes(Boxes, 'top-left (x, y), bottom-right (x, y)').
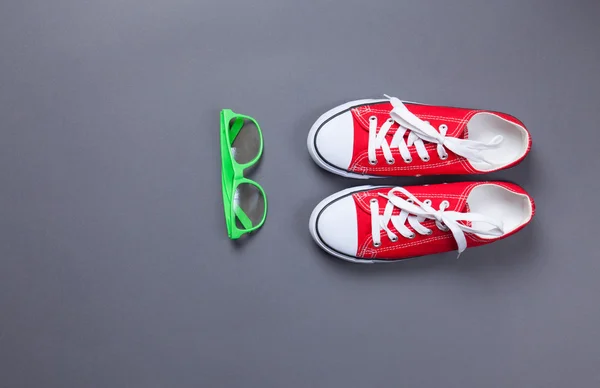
top-left (234, 182), bottom-right (266, 230)
top-left (229, 117), bottom-right (261, 164)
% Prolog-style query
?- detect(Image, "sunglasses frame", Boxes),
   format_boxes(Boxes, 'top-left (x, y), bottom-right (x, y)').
top-left (220, 109), bottom-right (268, 240)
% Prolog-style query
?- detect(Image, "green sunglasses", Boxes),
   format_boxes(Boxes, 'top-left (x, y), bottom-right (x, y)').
top-left (220, 109), bottom-right (268, 240)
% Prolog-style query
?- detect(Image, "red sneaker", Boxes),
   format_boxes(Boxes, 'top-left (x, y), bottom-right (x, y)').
top-left (307, 96), bottom-right (531, 178)
top-left (309, 182), bottom-right (534, 263)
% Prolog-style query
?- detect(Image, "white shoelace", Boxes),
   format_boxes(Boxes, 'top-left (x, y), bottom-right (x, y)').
top-left (367, 95), bottom-right (503, 165)
top-left (370, 187), bottom-right (505, 256)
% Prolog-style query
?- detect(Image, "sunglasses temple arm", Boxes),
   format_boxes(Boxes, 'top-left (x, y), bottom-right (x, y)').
top-left (229, 118), bottom-right (244, 142)
top-left (234, 205), bottom-right (253, 230)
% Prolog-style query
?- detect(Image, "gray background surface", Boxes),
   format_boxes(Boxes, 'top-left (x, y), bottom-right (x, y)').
top-left (1, 0), bottom-right (599, 387)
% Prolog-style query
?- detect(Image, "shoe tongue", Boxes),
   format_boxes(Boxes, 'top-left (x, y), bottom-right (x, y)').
top-left (396, 185), bottom-right (469, 213)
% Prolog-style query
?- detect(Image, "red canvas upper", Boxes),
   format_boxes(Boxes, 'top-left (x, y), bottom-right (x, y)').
top-left (348, 101), bottom-right (531, 176)
top-left (351, 182), bottom-right (534, 260)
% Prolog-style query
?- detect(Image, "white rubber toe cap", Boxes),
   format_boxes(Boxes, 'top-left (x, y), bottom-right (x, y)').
top-left (314, 111), bottom-right (354, 170)
top-left (316, 195), bottom-right (358, 257)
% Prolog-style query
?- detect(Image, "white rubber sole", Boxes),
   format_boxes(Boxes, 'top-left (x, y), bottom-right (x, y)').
top-left (307, 99), bottom-right (387, 179)
top-left (307, 97), bottom-right (424, 179)
top-left (309, 185), bottom-right (400, 264)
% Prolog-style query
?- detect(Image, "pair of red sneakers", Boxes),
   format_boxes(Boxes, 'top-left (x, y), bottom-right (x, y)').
top-left (307, 96), bottom-right (534, 263)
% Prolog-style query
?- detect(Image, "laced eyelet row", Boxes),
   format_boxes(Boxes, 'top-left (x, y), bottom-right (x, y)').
top-left (374, 156), bottom-right (447, 164)
top-left (372, 198), bottom-right (453, 247)
top-left (371, 155), bottom-right (443, 164)
top-left (371, 196), bottom-right (381, 247)
top-left (368, 117), bottom-right (450, 165)
top-left (368, 116), bottom-right (378, 165)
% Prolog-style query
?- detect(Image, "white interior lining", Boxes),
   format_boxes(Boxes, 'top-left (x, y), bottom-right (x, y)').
top-left (467, 184), bottom-right (533, 239)
top-left (467, 113), bottom-right (529, 172)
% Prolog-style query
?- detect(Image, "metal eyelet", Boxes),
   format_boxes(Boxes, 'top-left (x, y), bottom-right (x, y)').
top-left (404, 157), bottom-right (412, 164)
top-left (370, 198), bottom-right (378, 204)
top-left (387, 118), bottom-right (394, 123)
top-left (369, 159), bottom-right (378, 165)
top-left (440, 154), bottom-right (448, 160)
top-left (441, 200), bottom-right (450, 208)
top-left (426, 230), bottom-right (433, 235)
top-left (422, 156), bottom-right (430, 162)
top-left (369, 116), bottom-right (377, 121)
top-left (408, 233), bottom-right (416, 239)
top-left (439, 124), bottom-right (448, 131)
top-left (386, 158), bottom-right (395, 165)
top-left (391, 236), bottom-right (398, 242)
top-left (424, 199), bottom-right (432, 206)
top-left (406, 199), bottom-right (414, 204)
top-left (373, 241), bottom-right (381, 247)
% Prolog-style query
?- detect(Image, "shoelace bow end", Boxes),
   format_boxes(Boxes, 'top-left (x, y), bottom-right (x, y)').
top-left (379, 94), bottom-right (504, 165)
